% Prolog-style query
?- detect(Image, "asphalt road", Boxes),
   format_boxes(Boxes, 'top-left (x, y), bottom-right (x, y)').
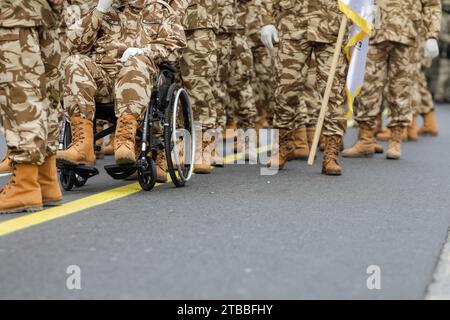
top-left (0, 105), bottom-right (449, 300)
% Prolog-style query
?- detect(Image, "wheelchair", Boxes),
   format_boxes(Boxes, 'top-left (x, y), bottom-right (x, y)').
top-left (57, 63), bottom-right (195, 191)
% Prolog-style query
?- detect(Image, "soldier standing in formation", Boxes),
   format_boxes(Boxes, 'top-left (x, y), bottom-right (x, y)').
top-left (261, 0), bottom-right (349, 175)
top-left (0, 0), bottom-right (64, 213)
top-left (343, 0), bottom-right (441, 160)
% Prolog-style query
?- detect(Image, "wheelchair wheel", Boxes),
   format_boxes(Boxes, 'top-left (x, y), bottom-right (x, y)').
top-left (74, 174), bottom-right (88, 187)
top-left (60, 169), bottom-right (75, 191)
top-left (137, 155), bottom-right (157, 191)
top-left (164, 86), bottom-right (195, 187)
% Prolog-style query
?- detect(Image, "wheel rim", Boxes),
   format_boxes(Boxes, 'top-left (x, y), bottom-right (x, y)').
top-left (171, 88), bottom-right (195, 182)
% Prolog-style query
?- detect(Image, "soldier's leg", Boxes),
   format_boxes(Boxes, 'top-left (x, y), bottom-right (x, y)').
top-left (114, 55), bottom-right (156, 165)
top-left (314, 42), bottom-right (347, 175)
top-left (180, 29), bottom-right (218, 174)
top-left (385, 43), bottom-right (415, 159)
top-left (344, 43), bottom-right (388, 158)
top-left (57, 54), bottom-right (114, 165)
top-left (37, 26), bottom-right (64, 206)
top-left (215, 33), bottom-right (233, 131)
top-left (229, 33), bottom-right (257, 130)
top-left (417, 61), bottom-right (439, 136)
top-left (0, 27), bottom-right (47, 213)
top-left (228, 33), bottom-right (258, 161)
top-left (269, 38), bottom-right (309, 169)
top-left (252, 45), bottom-right (275, 127)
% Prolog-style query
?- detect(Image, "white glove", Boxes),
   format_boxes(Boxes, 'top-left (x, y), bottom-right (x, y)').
top-left (96, 0), bottom-right (114, 13)
top-left (261, 25), bottom-right (279, 50)
top-left (120, 48), bottom-right (145, 63)
top-left (425, 38), bottom-right (439, 59)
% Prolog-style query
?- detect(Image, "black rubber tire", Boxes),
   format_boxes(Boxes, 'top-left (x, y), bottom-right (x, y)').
top-left (164, 86), bottom-right (194, 188)
top-left (74, 174), bottom-right (88, 187)
top-left (138, 157), bottom-right (157, 191)
top-left (60, 169), bottom-right (75, 191)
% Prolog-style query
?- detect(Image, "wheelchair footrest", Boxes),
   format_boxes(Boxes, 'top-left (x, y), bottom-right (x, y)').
top-left (104, 164), bottom-right (137, 180)
top-left (58, 164), bottom-right (99, 179)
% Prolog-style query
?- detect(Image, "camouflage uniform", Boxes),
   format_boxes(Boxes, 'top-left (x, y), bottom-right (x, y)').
top-left (354, 0), bottom-right (442, 129)
top-left (180, 0), bottom-right (219, 130)
top-left (228, 0), bottom-right (257, 129)
top-left (215, 0), bottom-right (257, 130)
top-left (64, 0), bottom-right (187, 121)
top-left (245, 0), bottom-right (275, 124)
top-left (261, 0), bottom-right (348, 137)
top-left (0, 0), bottom-right (62, 165)
top-left (433, 0), bottom-right (450, 102)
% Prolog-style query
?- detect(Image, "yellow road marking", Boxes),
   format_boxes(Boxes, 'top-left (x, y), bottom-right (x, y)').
top-left (0, 144), bottom-right (273, 238)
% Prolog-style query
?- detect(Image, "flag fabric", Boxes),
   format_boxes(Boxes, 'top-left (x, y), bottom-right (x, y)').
top-left (338, 0), bottom-right (375, 116)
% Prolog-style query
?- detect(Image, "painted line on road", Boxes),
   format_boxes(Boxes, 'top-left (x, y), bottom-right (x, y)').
top-left (0, 144), bottom-right (272, 238)
top-left (425, 229), bottom-right (450, 300)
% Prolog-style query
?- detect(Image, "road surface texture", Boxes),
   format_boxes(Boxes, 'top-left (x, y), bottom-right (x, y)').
top-left (0, 105), bottom-right (449, 300)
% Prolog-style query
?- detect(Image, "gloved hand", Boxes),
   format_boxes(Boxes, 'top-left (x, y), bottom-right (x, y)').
top-left (261, 25), bottom-right (279, 50)
top-left (120, 48), bottom-right (145, 63)
top-left (96, 0), bottom-right (114, 13)
top-left (425, 38), bottom-right (439, 59)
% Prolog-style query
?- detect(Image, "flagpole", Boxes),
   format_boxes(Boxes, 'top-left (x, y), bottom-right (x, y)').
top-left (308, 15), bottom-right (348, 166)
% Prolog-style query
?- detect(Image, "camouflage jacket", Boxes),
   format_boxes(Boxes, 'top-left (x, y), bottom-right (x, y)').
top-left (0, 0), bottom-right (61, 28)
top-left (371, 0), bottom-right (442, 46)
top-left (182, 0), bottom-right (219, 31)
top-left (261, 0), bottom-right (346, 44)
top-left (67, 0), bottom-right (187, 71)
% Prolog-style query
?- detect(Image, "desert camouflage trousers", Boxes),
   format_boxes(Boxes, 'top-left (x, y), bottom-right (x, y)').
top-left (0, 26), bottom-right (62, 165)
top-left (412, 60), bottom-right (434, 115)
top-left (216, 32), bottom-right (257, 129)
top-left (274, 38), bottom-right (347, 136)
top-left (64, 54), bottom-right (156, 121)
top-left (434, 58), bottom-right (450, 102)
top-left (354, 41), bottom-right (415, 129)
top-left (251, 45), bottom-right (276, 122)
top-left (180, 29), bottom-right (218, 130)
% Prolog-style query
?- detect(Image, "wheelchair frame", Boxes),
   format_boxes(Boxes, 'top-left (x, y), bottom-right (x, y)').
top-left (57, 63), bottom-right (195, 191)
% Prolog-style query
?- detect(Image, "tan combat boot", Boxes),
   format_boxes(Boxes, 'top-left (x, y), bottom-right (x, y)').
top-left (407, 115), bottom-right (418, 141)
top-left (267, 129), bottom-right (294, 170)
top-left (0, 162), bottom-right (43, 214)
top-left (376, 127), bottom-right (391, 141)
top-left (156, 149), bottom-right (168, 183)
top-left (0, 151), bottom-right (11, 175)
top-left (114, 115), bottom-right (138, 165)
top-left (39, 155), bottom-right (63, 206)
top-left (56, 117), bottom-right (96, 165)
top-left (418, 111), bottom-right (439, 136)
top-left (322, 135), bottom-right (343, 176)
top-left (289, 128), bottom-right (309, 160)
top-left (386, 126), bottom-right (404, 160)
top-left (342, 124), bottom-right (376, 158)
top-left (103, 133), bottom-right (115, 155)
top-left (194, 134), bottom-right (213, 174)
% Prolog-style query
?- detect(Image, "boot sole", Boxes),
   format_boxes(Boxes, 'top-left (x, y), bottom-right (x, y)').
top-left (43, 199), bottom-right (63, 207)
top-left (57, 158), bottom-right (96, 166)
top-left (386, 155), bottom-right (400, 160)
top-left (115, 158), bottom-right (136, 165)
top-left (0, 205), bottom-right (43, 214)
top-left (342, 153), bottom-right (374, 158)
top-left (321, 169), bottom-right (342, 176)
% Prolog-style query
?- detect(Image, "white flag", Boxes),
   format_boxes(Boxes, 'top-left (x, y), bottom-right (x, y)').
top-left (338, 0), bottom-right (375, 116)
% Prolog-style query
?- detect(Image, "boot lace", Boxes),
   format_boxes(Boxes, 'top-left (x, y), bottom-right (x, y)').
top-left (68, 123), bottom-right (85, 148)
top-left (116, 119), bottom-right (135, 148)
top-left (323, 136), bottom-right (340, 165)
